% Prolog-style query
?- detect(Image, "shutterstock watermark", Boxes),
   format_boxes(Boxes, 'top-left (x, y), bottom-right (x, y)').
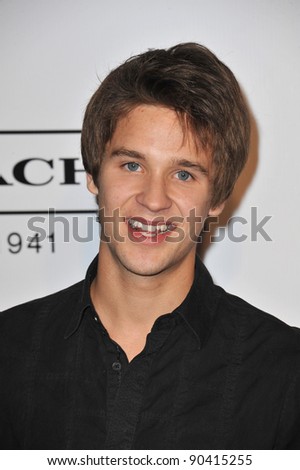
top-left (204, 207), bottom-right (272, 243)
top-left (26, 207), bottom-right (272, 244)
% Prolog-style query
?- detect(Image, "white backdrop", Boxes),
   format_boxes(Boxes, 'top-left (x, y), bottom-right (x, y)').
top-left (0, 0), bottom-right (299, 326)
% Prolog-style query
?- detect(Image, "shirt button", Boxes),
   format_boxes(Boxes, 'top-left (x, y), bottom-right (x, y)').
top-left (112, 361), bottom-right (122, 371)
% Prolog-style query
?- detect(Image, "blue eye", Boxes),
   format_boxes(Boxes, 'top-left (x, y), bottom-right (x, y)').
top-left (177, 170), bottom-right (191, 181)
top-left (126, 162), bottom-right (140, 172)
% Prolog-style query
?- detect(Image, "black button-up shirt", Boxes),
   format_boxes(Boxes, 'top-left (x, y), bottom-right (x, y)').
top-left (1, 256), bottom-right (300, 449)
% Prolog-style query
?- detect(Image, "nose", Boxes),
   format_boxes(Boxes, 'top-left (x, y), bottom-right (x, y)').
top-left (136, 174), bottom-right (172, 213)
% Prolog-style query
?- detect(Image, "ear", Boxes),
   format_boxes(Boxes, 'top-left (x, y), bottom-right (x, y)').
top-left (208, 201), bottom-right (225, 217)
top-left (86, 173), bottom-right (98, 195)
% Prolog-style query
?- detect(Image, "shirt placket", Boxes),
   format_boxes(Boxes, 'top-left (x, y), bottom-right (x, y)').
top-left (102, 321), bottom-right (175, 450)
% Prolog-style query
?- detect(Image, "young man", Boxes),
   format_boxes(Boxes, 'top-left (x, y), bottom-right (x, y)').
top-left (0, 43), bottom-right (299, 450)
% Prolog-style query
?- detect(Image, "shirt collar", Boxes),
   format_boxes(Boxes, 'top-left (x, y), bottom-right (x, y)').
top-left (64, 255), bottom-right (98, 339)
top-left (64, 254), bottom-right (220, 346)
top-left (174, 256), bottom-right (221, 348)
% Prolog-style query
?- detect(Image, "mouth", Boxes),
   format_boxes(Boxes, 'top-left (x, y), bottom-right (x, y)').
top-left (127, 217), bottom-right (176, 238)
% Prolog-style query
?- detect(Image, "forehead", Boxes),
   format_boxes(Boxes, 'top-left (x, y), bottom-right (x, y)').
top-left (108, 104), bottom-right (208, 162)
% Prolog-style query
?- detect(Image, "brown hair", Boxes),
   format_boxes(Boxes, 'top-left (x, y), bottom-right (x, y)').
top-left (81, 43), bottom-right (250, 208)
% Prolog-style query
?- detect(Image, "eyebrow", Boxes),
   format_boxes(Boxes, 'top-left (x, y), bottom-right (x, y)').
top-left (110, 148), bottom-right (209, 175)
top-left (110, 148), bottom-right (146, 161)
top-left (171, 158), bottom-right (209, 175)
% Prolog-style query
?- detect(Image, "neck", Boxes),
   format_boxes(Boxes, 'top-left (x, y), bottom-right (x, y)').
top-left (90, 246), bottom-right (195, 361)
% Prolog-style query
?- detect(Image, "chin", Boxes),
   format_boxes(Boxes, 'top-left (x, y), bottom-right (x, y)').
top-left (116, 247), bottom-right (190, 278)
top-left (121, 259), bottom-right (168, 277)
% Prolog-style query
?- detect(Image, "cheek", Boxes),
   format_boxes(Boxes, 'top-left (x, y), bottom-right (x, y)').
top-left (97, 183), bottom-right (132, 213)
top-left (174, 191), bottom-right (211, 218)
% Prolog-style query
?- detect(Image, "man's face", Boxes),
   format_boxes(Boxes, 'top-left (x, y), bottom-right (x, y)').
top-left (87, 104), bottom-right (224, 277)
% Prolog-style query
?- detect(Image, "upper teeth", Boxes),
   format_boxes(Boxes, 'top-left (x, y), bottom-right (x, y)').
top-left (129, 219), bottom-right (171, 232)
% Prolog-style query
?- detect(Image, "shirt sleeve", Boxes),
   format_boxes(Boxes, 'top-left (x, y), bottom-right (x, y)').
top-left (274, 351), bottom-right (300, 449)
top-left (0, 310), bottom-right (22, 449)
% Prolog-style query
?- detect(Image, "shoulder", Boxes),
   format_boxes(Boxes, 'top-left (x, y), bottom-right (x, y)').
top-left (0, 281), bottom-right (84, 340)
top-left (215, 285), bottom-right (300, 354)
